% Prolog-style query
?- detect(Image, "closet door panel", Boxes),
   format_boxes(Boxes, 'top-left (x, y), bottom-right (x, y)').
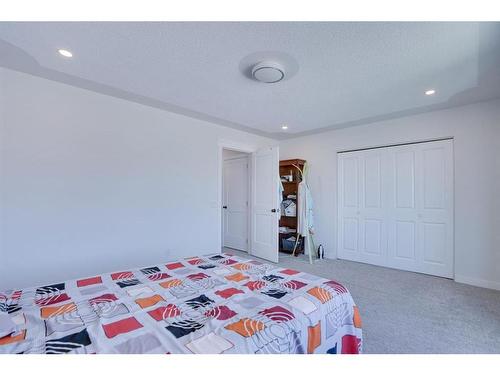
top-left (339, 139), bottom-right (454, 278)
top-left (387, 144), bottom-right (420, 271)
top-left (363, 219), bottom-right (383, 255)
top-left (338, 154), bottom-right (361, 260)
top-left (422, 147), bottom-right (446, 209)
top-left (422, 222), bottom-right (447, 264)
top-left (343, 156), bottom-right (359, 208)
top-left (343, 218), bottom-right (359, 251)
top-left (416, 140), bottom-right (454, 277)
top-left (359, 149), bottom-right (387, 264)
top-left (364, 154), bottom-right (382, 208)
top-left (394, 220), bottom-right (416, 260)
top-left (395, 149), bottom-right (416, 209)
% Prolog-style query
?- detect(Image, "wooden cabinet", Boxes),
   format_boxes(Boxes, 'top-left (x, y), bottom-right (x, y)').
top-left (279, 159), bottom-right (306, 255)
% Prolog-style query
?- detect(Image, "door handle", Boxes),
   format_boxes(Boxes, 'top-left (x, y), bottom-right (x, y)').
top-left (223, 206), bottom-right (228, 209)
top-left (271, 208), bottom-right (278, 213)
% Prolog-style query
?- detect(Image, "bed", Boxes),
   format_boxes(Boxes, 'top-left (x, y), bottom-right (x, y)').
top-left (0, 252), bottom-right (362, 354)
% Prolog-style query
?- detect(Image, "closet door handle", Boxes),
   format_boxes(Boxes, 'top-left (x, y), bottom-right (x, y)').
top-left (271, 208), bottom-right (277, 213)
top-left (223, 206), bottom-right (228, 209)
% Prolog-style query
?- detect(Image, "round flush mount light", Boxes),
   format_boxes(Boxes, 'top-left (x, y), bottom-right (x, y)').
top-left (425, 89), bottom-right (436, 96)
top-left (239, 51), bottom-right (299, 83)
top-left (281, 125), bottom-right (288, 130)
top-left (252, 61), bottom-right (285, 83)
top-left (58, 49), bottom-right (73, 58)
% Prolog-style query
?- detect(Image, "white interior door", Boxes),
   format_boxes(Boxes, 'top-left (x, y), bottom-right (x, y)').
top-left (338, 139), bottom-right (454, 278)
top-left (223, 157), bottom-right (248, 251)
top-left (251, 146), bottom-right (279, 263)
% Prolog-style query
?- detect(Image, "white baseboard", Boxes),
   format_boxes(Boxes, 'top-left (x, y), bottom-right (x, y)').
top-left (323, 253), bottom-right (500, 291)
top-left (454, 275), bottom-right (500, 291)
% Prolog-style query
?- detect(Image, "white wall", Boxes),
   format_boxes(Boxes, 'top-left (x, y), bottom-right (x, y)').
top-left (2, 65), bottom-right (499, 291)
top-left (280, 99), bottom-right (500, 290)
top-left (0, 67), bottom-right (274, 289)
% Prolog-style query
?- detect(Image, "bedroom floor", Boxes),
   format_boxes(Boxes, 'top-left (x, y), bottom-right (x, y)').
top-left (225, 248), bottom-right (500, 354)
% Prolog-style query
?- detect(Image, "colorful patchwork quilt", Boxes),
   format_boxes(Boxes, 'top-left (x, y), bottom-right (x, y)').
top-left (0, 252), bottom-right (362, 354)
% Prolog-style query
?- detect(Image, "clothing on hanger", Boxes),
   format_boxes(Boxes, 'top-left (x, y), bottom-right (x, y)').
top-left (297, 180), bottom-right (314, 237)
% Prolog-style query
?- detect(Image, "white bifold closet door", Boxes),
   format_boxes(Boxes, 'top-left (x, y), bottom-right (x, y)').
top-left (338, 139), bottom-right (454, 278)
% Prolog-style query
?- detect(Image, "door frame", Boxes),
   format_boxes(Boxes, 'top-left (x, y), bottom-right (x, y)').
top-left (336, 137), bottom-right (455, 279)
top-left (217, 139), bottom-right (257, 255)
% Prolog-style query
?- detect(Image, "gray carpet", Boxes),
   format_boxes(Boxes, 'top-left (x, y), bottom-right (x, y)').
top-left (225, 248), bottom-right (500, 354)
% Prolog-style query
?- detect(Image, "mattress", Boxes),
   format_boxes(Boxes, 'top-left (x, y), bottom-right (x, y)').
top-left (0, 252), bottom-right (362, 354)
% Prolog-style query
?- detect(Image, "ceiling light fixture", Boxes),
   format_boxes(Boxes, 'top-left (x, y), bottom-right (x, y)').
top-left (281, 125), bottom-right (288, 130)
top-left (240, 52), bottom-right (299, 84)
top-left (252, 61), bottom-right (285, 83)
top-left (425, 89), bottom-right (436, 96)
top-left (58, 49), bottom-right (73, 58)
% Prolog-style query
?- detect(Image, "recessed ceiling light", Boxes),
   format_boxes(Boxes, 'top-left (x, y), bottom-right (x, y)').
top-left (58, 49), bottom-right (73, 58)
top-left (425, 89), bottom-right (436, 96)
top-left (281, 125), bottom-right (288, 130)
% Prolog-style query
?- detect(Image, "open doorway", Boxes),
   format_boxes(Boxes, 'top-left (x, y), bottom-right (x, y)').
top-left (221, 149), bottom-right (251, 253)
top-left (218, 142), bottom-right (280, 263)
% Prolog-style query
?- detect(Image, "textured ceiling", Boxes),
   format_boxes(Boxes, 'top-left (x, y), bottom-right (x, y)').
top-left (1, 22), bottom-right (499, 139)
